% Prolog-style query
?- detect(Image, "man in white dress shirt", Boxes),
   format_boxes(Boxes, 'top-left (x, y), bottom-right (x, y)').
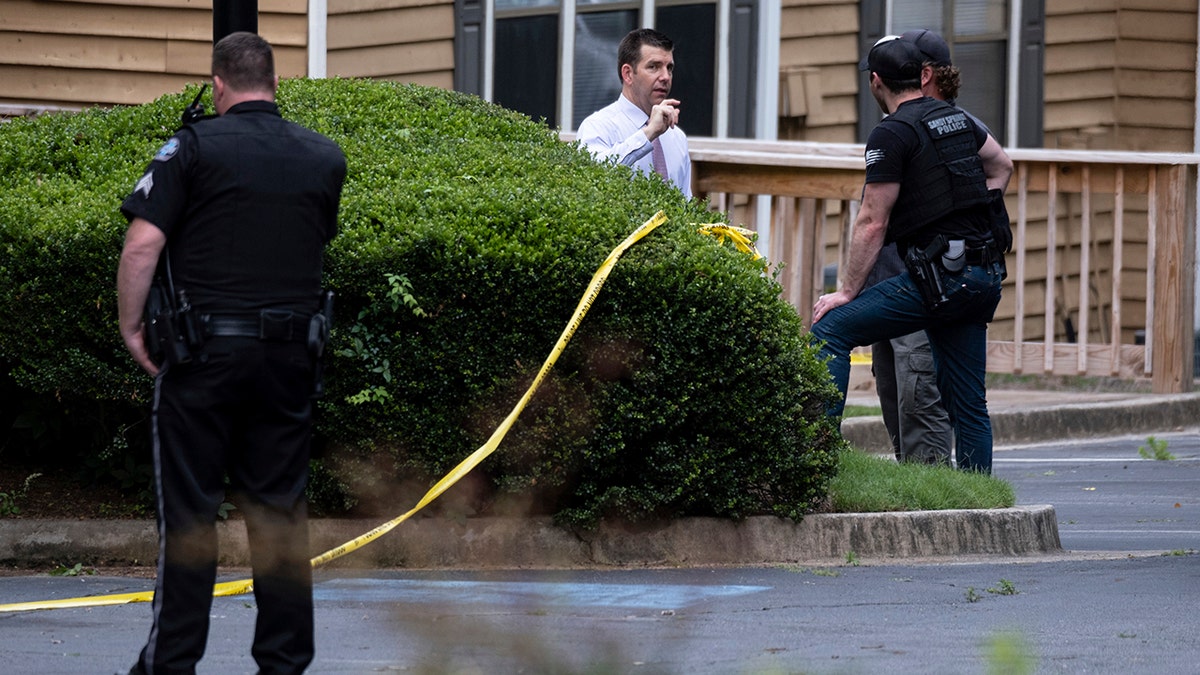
top-left (576, 28), bottom-right (691, 197)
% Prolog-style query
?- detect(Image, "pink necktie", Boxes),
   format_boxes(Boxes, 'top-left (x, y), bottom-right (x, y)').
top-left (651, 137), bottom-right (668, 179)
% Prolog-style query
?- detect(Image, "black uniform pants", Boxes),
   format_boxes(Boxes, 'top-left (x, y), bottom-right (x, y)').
top-left (135, 337), bottom-right (315, 675)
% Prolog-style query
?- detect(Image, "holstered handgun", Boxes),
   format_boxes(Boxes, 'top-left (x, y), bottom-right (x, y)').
top-left (904, 235), bottom-right (951, 313)
top-left (308, 290), bottom-right (334, 398)
top-left (143, 253), bottom-right (201, 368)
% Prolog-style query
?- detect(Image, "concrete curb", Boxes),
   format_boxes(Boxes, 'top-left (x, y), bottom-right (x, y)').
top-left (11, 395), bottom-right (1196, 570)
top-left (0, 506), bottom-right (1060, 569)
top-left (840, 392), bottom-right (1200, 454)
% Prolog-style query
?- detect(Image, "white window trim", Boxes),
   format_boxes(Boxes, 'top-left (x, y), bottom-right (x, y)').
top-left (1006, 0), bottom-right (1021, 148)
top-left (308, 0), bottom-right (328, 78)
top-left (483, 0), bottom-right (495, 102)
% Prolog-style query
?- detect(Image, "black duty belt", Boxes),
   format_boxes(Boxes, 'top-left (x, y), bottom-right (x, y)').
top-left (203, 310), bottom-right (312, 342)
top-left (964, 241), bottom-right (1000, 266)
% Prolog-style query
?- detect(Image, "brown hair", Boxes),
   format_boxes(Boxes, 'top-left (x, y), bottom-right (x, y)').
top-left (617, 28), bottom-right (674, 81)
top-left (932, 64), bottom-right (961, 102)
top-left (212, 31), bottom-right (275, 93)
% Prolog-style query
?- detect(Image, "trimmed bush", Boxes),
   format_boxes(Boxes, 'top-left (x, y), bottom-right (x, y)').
top-left (0, 79), bottom-right (845, 527)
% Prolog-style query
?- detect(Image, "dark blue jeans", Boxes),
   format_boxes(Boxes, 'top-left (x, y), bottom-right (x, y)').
top-left (812, 261), bottom-right (1003, 472)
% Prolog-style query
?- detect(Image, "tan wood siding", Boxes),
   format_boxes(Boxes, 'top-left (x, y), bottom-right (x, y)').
top-left (326, 0), bottom-right (455, 85)
top-left (1045, 0), bottom-right (1197, 152)
top-left (0, 0), bottom-right (309, 109)
top-left (778, 0), bottom-right (859, 143)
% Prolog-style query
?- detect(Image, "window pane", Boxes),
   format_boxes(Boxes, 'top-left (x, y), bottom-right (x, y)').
top-left (495, 0), bottom-right (559, 12)
top-left (656, 3), bottom-right (716, 137)
top-left (955, 0), bottom-right (1006, 36)
top-left (952, 40), bottom-right (1007, 144)
top-left (891, 0), bottom-right (944, 35)
top-left (494, 15), bottom-right (560, 127)
top-left (573, 11), bottom-right (637, 128)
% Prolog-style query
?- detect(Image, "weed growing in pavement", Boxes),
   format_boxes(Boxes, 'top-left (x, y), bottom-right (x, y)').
top-left (987, 579), bottom-right (1019, 595)
top-left (844, 550), bottom-right (860, 566)
top-left (49, 563), bottom-right (94, 577)
top-left (965, 587), bottom-right (982, 603)
top-left (0, 473), bottom-right (42, 517)
top-left (1138, 436), bottom-right (1175, 461)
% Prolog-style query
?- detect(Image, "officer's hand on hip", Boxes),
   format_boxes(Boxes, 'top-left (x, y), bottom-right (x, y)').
top-left (122, 325), bottom-right (161, 377)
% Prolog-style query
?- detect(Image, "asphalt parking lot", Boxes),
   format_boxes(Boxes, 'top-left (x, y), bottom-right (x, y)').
top-left (1, 431), bottom-right (1197, 674)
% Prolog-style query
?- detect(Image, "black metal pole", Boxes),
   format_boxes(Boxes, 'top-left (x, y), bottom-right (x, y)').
top-left (213, 0), bottom-right (258, 44)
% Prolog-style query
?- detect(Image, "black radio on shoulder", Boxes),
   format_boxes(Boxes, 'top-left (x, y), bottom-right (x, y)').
top-left (180, 84), bottom-right (214, 127)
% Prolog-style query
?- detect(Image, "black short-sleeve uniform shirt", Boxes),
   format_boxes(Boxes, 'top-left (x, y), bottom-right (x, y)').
top-left (121, 100), bottom-right (347, 314)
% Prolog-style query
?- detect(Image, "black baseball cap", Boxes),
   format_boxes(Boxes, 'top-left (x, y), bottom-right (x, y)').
top-left (858, 35), bottom-right (924, 81)
top-left (901, 29), bottom-right (951, 66)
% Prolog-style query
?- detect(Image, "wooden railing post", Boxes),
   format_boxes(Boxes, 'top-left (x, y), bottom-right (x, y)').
top-left (1151, 164), bottom-right (1197, 393)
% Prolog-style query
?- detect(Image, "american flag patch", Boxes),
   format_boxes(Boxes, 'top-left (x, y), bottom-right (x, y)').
top-left (865, 148), bottom-right (886, 166)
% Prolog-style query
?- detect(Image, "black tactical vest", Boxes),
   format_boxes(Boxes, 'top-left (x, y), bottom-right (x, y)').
top-left (882, 97), bottom-right (990, 244)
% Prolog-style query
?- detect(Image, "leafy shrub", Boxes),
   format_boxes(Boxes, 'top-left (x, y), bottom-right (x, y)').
top-left (0, 78), bottom-right (845, 527)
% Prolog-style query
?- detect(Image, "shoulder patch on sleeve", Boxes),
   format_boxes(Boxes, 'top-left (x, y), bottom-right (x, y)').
top-left (153, 138), bottom-right (180, 162)
top-left (135, 170), bottom-right (154, 199)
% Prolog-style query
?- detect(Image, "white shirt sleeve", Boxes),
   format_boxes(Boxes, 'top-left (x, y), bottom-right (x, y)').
top-left (576, 115), bottom-right (652, 168)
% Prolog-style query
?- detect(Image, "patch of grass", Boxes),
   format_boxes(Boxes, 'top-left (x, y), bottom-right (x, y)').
top-left (842, 404), bottom-right (882, 418)
top-left (828, 449), bottom-right (1016, 512)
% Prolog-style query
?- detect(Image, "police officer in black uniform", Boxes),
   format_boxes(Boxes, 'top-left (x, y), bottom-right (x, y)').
top-left (117, 32), bottom-right (346, 674)
top-left (810, 36), bottom-right (1013, 474)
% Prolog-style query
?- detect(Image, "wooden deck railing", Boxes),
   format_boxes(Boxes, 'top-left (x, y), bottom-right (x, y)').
top-left (685, 138), bottom-right (1199, 393)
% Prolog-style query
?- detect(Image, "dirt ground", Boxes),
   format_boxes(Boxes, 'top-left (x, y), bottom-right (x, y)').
top-left (0, 460), bottom-right (149, 521)
top-left (0, 459), bottom-right (156, 577)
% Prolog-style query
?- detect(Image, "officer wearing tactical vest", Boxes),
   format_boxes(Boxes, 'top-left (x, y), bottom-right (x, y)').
top-left (810, 35), bottom-right (1013, 474)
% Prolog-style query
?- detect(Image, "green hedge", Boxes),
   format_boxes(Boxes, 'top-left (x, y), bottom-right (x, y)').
top-left (0, 79), bottom-right (845, 527)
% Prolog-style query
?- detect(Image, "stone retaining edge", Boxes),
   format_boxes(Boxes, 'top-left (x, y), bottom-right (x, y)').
top-left (0, 505), bottom-right (1060, 568)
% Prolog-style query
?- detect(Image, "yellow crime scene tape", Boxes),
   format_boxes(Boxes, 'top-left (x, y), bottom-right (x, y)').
top-left (0, 211), bottom-right (668, 614)
top-left (695, 224), bottom-right (761, 260)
